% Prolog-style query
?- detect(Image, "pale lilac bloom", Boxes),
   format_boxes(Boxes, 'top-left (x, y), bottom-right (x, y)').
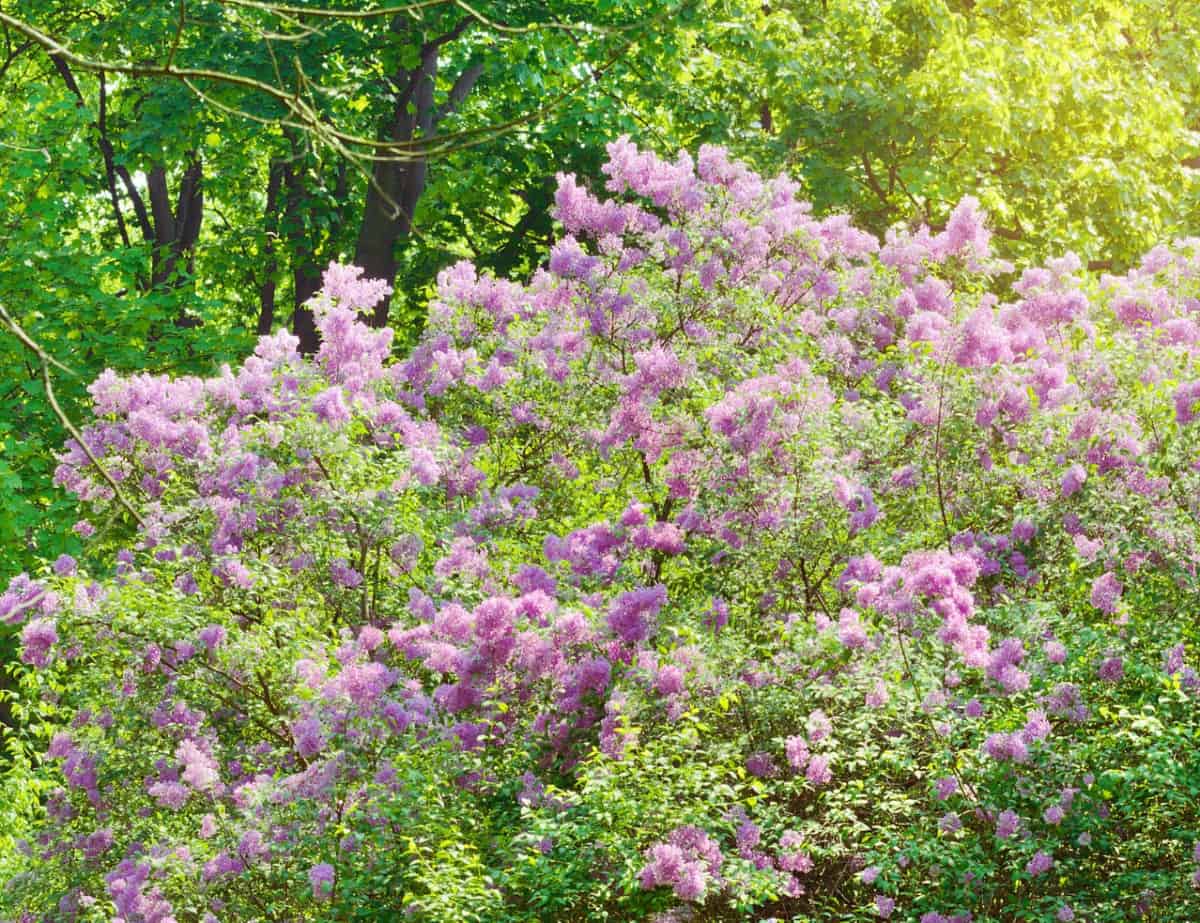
top-left (309, 862), bottom-right (335, 900)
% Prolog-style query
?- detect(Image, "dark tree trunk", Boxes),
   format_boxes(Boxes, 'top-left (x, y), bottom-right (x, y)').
top-left (256, 161), bottom-right (286, 335)
top-left (292, 265), bottom-right (322, 352)
top-left (146, 155), bottom-right (203, 301)
top-left (352, 25), bottom-right (482, 330)
top-left (282, 159), bottom-right (322, 354)
top-left (352, 44), bottom-right (437, 329)
top-left (121, 154), bottom-right (205, 329)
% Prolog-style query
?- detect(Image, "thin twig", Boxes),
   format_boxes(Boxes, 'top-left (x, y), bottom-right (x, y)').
top-left (0, 303), bottom-right (147, 530)
top-left (893, 619), bottom-right (982, 807)
top-left (217, 0), bottom-right (619, 34)
top-left (0, 3), bottom-right (662, 165)
top-left (167, 0), bottom-right (186, 68)
top-left (932, 358), bottom-right (952, 551)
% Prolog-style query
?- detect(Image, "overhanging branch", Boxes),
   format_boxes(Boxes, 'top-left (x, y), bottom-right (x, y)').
top-left (0, 304), bottom-right (147, 530)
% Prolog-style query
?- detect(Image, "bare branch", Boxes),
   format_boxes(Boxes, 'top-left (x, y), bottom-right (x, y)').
top-left (0, 37), bottom-right (34, 81)
top-left (215, 0), bottom-right (616, 34)
top-left (98, 72), bottom-right (133, 250)
top-left (0, 0), bottom-right (676, 209)
top-left (860, 152), bottom-right (889, 206)
top-left (48, 52), bottom-right (84, 103)
top-left (216, 0), bottom-right (447, 21)
top-left (167, 0), bottom-right (187, 69)
top-left (115, 166), bottom-right (155, 241)
top-left (435, 61), bottom-right (483, 124)
top-left (424, 16), bottom-right (472, 52)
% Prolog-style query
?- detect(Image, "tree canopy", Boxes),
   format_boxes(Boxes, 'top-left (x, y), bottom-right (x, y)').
top-left (702, 0), bottom-right (1200, 262)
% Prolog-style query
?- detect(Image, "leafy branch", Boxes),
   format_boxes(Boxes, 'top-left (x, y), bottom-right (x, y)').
top-left (0, 305), bottom-right (147, 530)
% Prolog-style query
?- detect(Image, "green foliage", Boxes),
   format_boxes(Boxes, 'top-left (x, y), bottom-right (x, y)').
top-left (2, 140), bottom-right (1200, 919)
top-left (697, 0), bottom-right (1200, 266)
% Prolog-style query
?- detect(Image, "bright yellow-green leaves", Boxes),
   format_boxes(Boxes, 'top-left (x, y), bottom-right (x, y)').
top-left (689, 0), bottom-right (1200, 268)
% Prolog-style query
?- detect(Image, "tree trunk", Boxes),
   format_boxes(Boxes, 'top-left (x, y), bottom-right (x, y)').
top-left (282, 159), bottom-right (322, 354)
top-left (351, 25), bottom-right (482, 331)
top-left (143, 154), bottom-right (204, 327)
top-left (256, 161), bottom-right (286, 335)
top-left (352, 43), bottom-right (437, 329)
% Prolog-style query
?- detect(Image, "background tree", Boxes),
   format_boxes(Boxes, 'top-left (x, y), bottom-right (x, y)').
top-left (697, 0), bottom-right (1200, 266)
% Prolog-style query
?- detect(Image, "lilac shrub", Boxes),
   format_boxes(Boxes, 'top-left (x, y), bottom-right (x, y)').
top-left (2, 138), bottom-right (1200, 921)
